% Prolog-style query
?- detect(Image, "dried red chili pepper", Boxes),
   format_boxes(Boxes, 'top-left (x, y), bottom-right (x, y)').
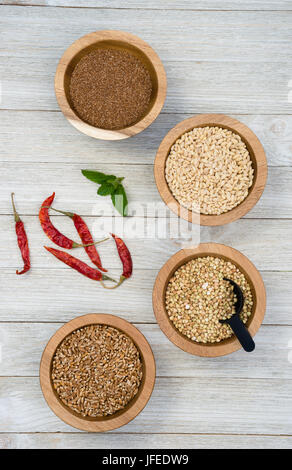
top-left (39, 193), bottom-right (107, 250)
top-left (11, 193), bottom-right (30, 275)
top-left (44, 246), bottom-right (116, 283)
top-left (48, 207), bottom-right (107, 272)
top-left (101, 233), bottom-right (132, 289)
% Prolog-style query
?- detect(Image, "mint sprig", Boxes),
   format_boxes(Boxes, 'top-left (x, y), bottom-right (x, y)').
top-left (82, 170), bottom-right (128, 217)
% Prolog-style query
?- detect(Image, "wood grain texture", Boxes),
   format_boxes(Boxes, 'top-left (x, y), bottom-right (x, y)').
top-left (0, 60), bottom-right (291, 114)
top-left (1, 433), bottom-right (292, 450)
top-left (2, 7), bottom-right (292, 63)
top-left (2, 59), bottom-right (290, 115)
top-left (1, 111), bottom-right (292, 167)
top-left (2, 1), bottom-right (292, 10)
top-left (1, 323), bottom-right (291, 379)
top-left (1, 0), bottom-right (292, 448)
top-left (0, 269), bottom-right (289, 324)
top-left (2, 216), bottom-right (292, 270)
top-left (0, 164), bottom-right (291, 219)
top-left (154, 114), bottom-right (267, 226)
top-left (1, 8), bottom-right (292, 113)
top-left (1, 376), bottom-right (291, 434)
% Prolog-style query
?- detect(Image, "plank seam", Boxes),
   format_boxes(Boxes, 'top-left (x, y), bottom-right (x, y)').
top-left (1, 4), bottom-right (291, 12)
top-left (0, 321), bottom-right (289, 326)
top-left (1, 109), bottom-right (292, 117)
top-left (0, 432), bottom-right (292, 437)
top-left (3, 376), bottom-right (292, 381)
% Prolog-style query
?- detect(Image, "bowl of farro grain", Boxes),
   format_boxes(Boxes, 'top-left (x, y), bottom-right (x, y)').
top-left (154, 114), bottom-right (267, 226)
top-left (152, 243), bottom-right (266, 357)
top-left (40, 314), bottom-right (156, 431)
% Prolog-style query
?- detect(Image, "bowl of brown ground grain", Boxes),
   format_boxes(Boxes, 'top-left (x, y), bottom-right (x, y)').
top-left (55, 30), bottom-right (167, 140)
top-left (40, 314), bottom-right (156, 431)
top-left (154, 114), bottom-right (267, 226)
top-left (152, 243), bottom-right (266, 357)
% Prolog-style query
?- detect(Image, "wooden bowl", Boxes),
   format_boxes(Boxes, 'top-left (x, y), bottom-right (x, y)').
top-left (55, 30), bottom-right (167, 140)
top-left (152, 243), bottom-right (266, 357)
top-left (40, 313), bottom-right (156, 432)
top-left (154, 114), bottom-right (267, 226)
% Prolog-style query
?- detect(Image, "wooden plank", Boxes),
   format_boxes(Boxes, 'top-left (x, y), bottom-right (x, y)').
top-left (1, 7), bottom-right (291, 63)
top-left (1, 60), bottom-right (290, 116)
top-left (2, 211), bottom-right (292, 266)
top-left (0, 323), bottom-right (291, 379)
top-left (1, 8), bottom-right (292, 113)
top-left (0, 269), bottom-right (289, 324)
top-left (201, 219), bottom-right (292, 271)
top-left (0, 163), bottom-right (161, 216)
top-left (2, 215), bottom-right (292, 270)
top-left (0, 376), bottom-right (291, 433)
top-left (1, 111), bottom-right (291, 167)
top-left (2, 1), bottom-right (292, 11)
top-left (1, 432), bottom-right (291, 449)
top-left (0, 163), bottom-right (291, 218)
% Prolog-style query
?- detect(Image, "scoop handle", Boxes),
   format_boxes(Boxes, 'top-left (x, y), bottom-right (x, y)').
top-left (227, 315), bottom-right (255, 352)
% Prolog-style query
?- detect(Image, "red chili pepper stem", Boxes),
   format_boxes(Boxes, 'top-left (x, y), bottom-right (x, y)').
top-left (100, 275), bottom-right (126, 289)
top-left (11, 193), bottom-right (20, 222)
top-left (43, 206), bottom-right (74, 218)
top-left (42, 205), bottom-right (108, 248)
top-left (73, 237), bottom-right (109, 248)
top-left (101, 274), bottom-right (117, 283)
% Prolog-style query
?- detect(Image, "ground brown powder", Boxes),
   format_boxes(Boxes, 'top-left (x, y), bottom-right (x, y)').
top-left (69, 48), bottom-right (153, 130)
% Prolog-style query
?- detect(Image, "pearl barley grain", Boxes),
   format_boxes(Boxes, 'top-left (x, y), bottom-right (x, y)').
top-left (165, 256), bottom-right (253, 343)
top-left (165, 126), bottom-right (254, 215)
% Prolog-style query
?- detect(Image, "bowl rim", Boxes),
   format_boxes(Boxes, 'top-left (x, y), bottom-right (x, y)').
top-left (40, 313), bottom-right (156, 432)
top-left (152, 243), bottom-right (266, 357)
top-left (55, 30), bottom-right (167, 140)
top-left (154, 114), bottom-right (268, 226)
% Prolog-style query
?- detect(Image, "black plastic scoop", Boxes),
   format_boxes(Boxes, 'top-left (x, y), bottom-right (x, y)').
top-left (220, 278), bottom-right (255, 352)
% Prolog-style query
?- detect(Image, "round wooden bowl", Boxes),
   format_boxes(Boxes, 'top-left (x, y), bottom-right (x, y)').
top-left (152, 243), bottom-right (266, 357)
top-left (55, 30), bottom-right (167, 140)
top-left (154, 114), bottom-right (267, 226)
top-left (40, 313), bottom-right (156, 432)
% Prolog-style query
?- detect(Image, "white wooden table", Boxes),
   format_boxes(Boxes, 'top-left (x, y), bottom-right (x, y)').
top-left (1, 0), bottom-right (292, 450)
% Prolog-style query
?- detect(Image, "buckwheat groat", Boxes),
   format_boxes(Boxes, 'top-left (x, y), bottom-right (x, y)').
top-left (165, 256), bottom-right (253, 343)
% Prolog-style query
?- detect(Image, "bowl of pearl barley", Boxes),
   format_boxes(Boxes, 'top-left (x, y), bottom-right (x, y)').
top-left (152, 243), bottom-right (266, 357)
top-left (154, 114), bottom-right (267, 226)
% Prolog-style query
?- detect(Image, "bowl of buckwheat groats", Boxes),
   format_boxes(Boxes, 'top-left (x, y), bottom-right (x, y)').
top-left (153, 243), bottom-right (266, 357)
top-left (154, 114), bottom-right (267, 226)
top-left (55, 30), bottom-right (167, 140)
top-left (40, 314), bottom-right (155, 431)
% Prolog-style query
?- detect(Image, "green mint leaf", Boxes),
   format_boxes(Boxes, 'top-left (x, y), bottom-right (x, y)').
top-left (106, 175), bottom-right (117, 182)
top-left (111, 184), bottom-right (128, 216)
top-left (82, 170), bottom-right (108, 184)
top-left (97, 183), bottom-right (115, 196)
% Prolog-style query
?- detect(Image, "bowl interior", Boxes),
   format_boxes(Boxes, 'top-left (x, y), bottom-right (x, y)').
top-left (162, 251), bottom-right (257, 350)
top-left (162, 121), bottom-right (258, 220)
top-left (50, 322), bottom-right (147, 422)
top-left (63, 40), bottom-right (159, 130)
